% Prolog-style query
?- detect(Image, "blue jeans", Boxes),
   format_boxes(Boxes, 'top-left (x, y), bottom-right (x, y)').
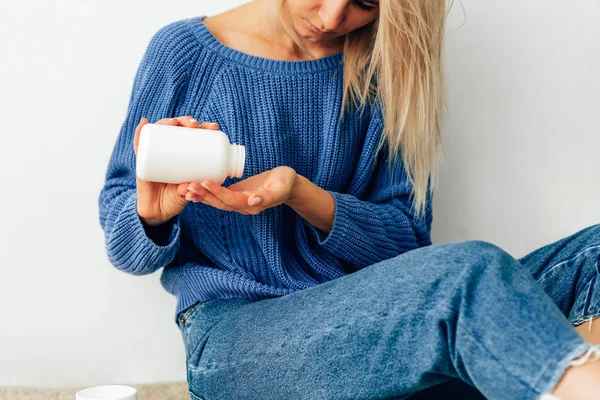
top-left (176, 223), bottom-right (600, 400)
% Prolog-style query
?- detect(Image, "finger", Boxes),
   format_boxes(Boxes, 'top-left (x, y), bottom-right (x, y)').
top-left (248, 187), bottom-right (272, 207)
top-left (198, 122), bottom-right (220, 130)
top-left (177, 183), bottom-right (196, 206)
top-left (185, 191), bottom-right (207, 204)
top-left (156, 117), bottom-right (181, 126)
top-left (247, 182), bottom-right (279, 207)
top-left (248, 193), bottom-right (263, 207)
top-left (154, 117), bottom-right (217, 129)
top-left (190, 187), bottom-right (230, 210)
top-left (194, 180), bottom-right (248, 208)
top-left (177, 182), bottom-right (192, 199)
top-left (133, 117), bottom-right (148, 157)
top-left (177, 116), bottom-right (200, 128)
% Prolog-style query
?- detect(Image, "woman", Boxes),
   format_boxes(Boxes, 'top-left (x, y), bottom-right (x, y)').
top-left (98, 0), bottom-right (600, 398)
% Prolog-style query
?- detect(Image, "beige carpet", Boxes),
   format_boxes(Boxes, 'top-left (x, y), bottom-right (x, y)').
top-left (0, 381), bottom-right (189, 400)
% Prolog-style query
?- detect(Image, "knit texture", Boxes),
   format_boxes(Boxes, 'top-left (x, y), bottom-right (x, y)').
top-left (98, 16), bottom-right (434, 325)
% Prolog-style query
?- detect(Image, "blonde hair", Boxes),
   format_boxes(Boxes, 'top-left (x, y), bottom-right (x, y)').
top-left (264, 0), bottom-right (451, 220)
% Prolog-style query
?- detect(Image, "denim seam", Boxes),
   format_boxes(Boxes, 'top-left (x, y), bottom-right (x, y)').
top-left (530, 341), bottom-right (593, 396)
top-left (537, 244), bottom-right (600, 281)
top-left (188, 389), bottom-right (205, 400)
top-left (569, 271), bottom-right (600, 326)
top-left (572, 311), bottom-right (600, 326)
top-left (583, 274), bottom-right (599, 318)
top-left (453, 316), bottom-right (535, 397)
top-left (187, 310), bottom-right (243, 371)
top-left (179, 300), bottom-right (206, 325)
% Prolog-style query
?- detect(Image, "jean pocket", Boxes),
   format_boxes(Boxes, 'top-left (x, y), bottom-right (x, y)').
top-left (178, 300), bottom-right (206, 327)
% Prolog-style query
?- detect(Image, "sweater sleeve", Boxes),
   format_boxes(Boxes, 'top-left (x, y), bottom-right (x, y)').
top-left (97, 20), bottom-right (195, 276)
top-left (303, 112), bottom-right (434, 271)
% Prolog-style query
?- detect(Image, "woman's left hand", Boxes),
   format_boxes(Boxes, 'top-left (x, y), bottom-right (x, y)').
top-left (186, 166), bottom-right (297, 215)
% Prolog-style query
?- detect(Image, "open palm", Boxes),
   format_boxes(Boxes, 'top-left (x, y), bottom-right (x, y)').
top-left (186, 166), bottom-right (298, 215)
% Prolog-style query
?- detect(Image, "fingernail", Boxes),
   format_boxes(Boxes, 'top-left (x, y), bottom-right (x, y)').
top-left (187, 185), bottom-right (199, 194)
top-left (200, 182), bottom-right (211, 192)
top-left (250, 197), bottom-right (261, 206)
top-left (189, 118), bottom-right (197, 123)
top-left (139, 117), bottom-right (144, 123)
top-left (170, 118), bottom-right (176, 121)
top-left (185, 192), bottom-right (195, 201)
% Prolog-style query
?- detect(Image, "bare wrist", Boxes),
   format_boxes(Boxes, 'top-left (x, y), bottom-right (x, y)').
top-left (285, 174), bottom-right (306, 208)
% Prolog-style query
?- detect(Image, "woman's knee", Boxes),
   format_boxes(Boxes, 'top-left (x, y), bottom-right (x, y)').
top-left (448, 239), bottom-right (508, 257)
top-left (415, 240), bottom-right (524, 296)
top-left (425, 239), bottom-right (516, 276)
top-left (382, 239), bottom-right (518, 295)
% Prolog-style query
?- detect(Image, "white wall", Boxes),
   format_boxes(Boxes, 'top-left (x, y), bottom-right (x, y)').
top-left (435, 1), bottom-right (600, 253)
top-left (0, 0), bottom-right (598, 388)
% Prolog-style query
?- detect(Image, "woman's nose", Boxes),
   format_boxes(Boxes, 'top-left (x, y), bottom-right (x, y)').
top-left (318, 0), bottom-right (348, 31)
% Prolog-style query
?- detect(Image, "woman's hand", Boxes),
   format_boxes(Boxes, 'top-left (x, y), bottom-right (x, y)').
top-left (133, 116), bottom-right (221, 226)
top-left (186, 166), bottom-right (298, 215)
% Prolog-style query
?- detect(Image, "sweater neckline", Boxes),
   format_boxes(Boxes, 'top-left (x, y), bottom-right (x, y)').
top-left (188, 15), bottom-right (344, 74)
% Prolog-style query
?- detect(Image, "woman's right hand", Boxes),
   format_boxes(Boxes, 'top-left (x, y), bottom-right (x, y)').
top-left (133, 116), bottom-right (220, 226)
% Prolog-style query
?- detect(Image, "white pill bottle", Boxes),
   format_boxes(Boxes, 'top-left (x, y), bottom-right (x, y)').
top-left (136, 123), bottom-right (245, 185)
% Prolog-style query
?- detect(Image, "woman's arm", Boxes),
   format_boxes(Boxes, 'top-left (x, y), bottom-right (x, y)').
top-left (98, 21), bottom-right (196, 275)
top-left (286, 144), bottom-right (433, 271)
top-left (284, 174), bottom-right (335, 235)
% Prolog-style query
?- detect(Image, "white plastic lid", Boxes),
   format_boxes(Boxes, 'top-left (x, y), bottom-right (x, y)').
top-left (75, 385), bottom-right (137, 400)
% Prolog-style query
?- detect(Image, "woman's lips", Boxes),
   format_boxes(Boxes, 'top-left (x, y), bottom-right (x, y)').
top-left (306, 19), bottom-right (326, 35)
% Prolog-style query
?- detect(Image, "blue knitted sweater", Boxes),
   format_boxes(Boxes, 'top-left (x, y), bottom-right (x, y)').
top-left (98, 16), bottom-right (433, 325)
